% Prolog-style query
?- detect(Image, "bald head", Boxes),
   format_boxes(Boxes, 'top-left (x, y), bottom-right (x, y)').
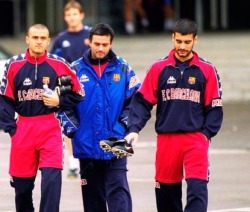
top-left (26, 24), bottom-right (50, 57)
top-left (27, 24), bottom-right (49, 37)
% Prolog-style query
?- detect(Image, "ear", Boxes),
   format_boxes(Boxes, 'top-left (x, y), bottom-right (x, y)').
top-left (194, 35), bottom-right (198, 44)
top-left (47, 38), bottom-right (51, 46)
top-left (25, 36), bottom-right (29, 45)
top-left (171, 33), bottom-right (175, 42)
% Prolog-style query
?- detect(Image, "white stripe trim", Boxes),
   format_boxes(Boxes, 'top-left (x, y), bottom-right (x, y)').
top-left (208, 208), bottom-right (250, 212)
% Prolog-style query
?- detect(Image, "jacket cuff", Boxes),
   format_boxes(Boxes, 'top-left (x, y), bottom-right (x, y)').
top-left (202, 129), bottom-right (211, 140)
top-left (8, 128), bottom-right (16, 137)
top-left (128, 126), bottom-right (140, 134)
top-left (58, 96), bottom-right (64, 107)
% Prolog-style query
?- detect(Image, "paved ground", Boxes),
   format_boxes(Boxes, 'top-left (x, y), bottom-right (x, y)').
top-left (1, 102), bottom-right (250, 212)
top-left (1, 33), bottom-right (250, 211)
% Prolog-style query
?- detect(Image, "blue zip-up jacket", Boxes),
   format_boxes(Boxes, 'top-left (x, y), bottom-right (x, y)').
top-left (127, 49), bottom-right (223, 140)
top-left (72, 49), bottom-right (140, 160)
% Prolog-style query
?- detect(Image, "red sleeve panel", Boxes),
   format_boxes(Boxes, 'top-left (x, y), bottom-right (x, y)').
top-left (139, 58), bottom-right (170, 105)
top-left (46, 55), bottom-right (83, 95)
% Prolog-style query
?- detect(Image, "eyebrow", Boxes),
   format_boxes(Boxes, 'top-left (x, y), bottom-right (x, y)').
top-left (31, 36), bottom-right (48, 38)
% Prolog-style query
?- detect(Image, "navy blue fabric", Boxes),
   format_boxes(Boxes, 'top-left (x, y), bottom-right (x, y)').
top-left (39, 168), bottom-right (62, 212)
top-left (185, 178), bottom-right (208, 212)
top-left (155, 179), bottom-right (208, 212)
top-left (155, 181), bottom-right (183, 212)
top-left (11, 168), bottom-right (62, 212)
top-left (50, 26), bottom-right (91, 63)
top-left (10, 176), bottom-right (36, 212)
top-left (0, 51), bottom-right (83, 135)
top-left (127, 50), bottom-right (223, 140)
top-left (79, 157), bottom-right (132, 212)
top-left (57, 109), bottom-right (79, 138)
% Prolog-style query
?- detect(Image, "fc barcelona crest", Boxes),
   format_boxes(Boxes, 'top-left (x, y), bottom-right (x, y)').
top-left (188, 77), bottom-right (196, 85)
top-left (113, 73), bottom-right (120, 82)
top-left (43, 76), bottom-right (50, 85)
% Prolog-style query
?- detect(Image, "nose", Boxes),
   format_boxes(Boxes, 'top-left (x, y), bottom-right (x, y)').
top-left (98, 45), bottom-right (104, 51)
top-left (180, 42), bottom-right (186, 49)
top-left (37, 38), bottom-right (43, 43)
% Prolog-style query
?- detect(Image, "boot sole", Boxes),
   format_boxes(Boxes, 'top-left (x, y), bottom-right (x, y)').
top-left (111, 147), bottom-right (133, 158)
top-left (99, 141), bottom-right (112, 152)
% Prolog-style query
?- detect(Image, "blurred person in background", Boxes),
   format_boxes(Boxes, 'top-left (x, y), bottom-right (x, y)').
top-left (50, 0), bottom-right (91, 179)
top-left (163, 0), bottom-right (175, 31)
top-left (123, 0), bottom-right (149, 34)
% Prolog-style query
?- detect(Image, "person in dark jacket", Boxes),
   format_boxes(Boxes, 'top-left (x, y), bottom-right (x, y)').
top-left (50, 0), bottom-right (91, 179)
top-left (61, 23), bottom-right (140, 212)
top-left (50, 0), bottom-right (91, 64)
top-left (0, 24), bottom-right (83, 212)
top-left (125, 18), bottom-right (223, 212)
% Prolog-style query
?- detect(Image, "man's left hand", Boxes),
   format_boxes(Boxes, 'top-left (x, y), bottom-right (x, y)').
top-left (42, 91), bottom-right (59, 107)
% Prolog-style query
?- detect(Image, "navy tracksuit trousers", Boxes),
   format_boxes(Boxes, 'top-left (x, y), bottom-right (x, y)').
top-left (79, 157), bottom-right (132, 212)
top-left (10, 168), bottom-right (62, 212)
top-left (155, 179), bottom-right (208, 212)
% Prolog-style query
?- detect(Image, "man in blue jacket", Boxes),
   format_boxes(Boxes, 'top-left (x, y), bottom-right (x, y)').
top-left (62, 23), bottom-right (140, 212)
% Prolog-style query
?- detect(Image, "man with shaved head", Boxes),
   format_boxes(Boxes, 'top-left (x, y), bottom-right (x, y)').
top-left (0, 23), bottom-right (83, 212)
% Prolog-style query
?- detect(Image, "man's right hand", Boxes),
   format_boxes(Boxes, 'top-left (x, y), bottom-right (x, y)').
top-left (125, 132), bottom-right (139, 147)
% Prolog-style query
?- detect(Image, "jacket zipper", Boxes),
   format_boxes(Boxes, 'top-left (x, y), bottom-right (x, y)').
top-left (98, 59), bottom-right (101, 77)
top-left (35, 57), bottom-right (38, 80)
top-left (180, 70), bottom-right (184, 79)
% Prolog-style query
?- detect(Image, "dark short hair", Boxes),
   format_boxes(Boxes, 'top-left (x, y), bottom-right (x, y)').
top-left (89, 23), bottom-right (115, 42)
top-left (173, 18), bottom-right (197, 37)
